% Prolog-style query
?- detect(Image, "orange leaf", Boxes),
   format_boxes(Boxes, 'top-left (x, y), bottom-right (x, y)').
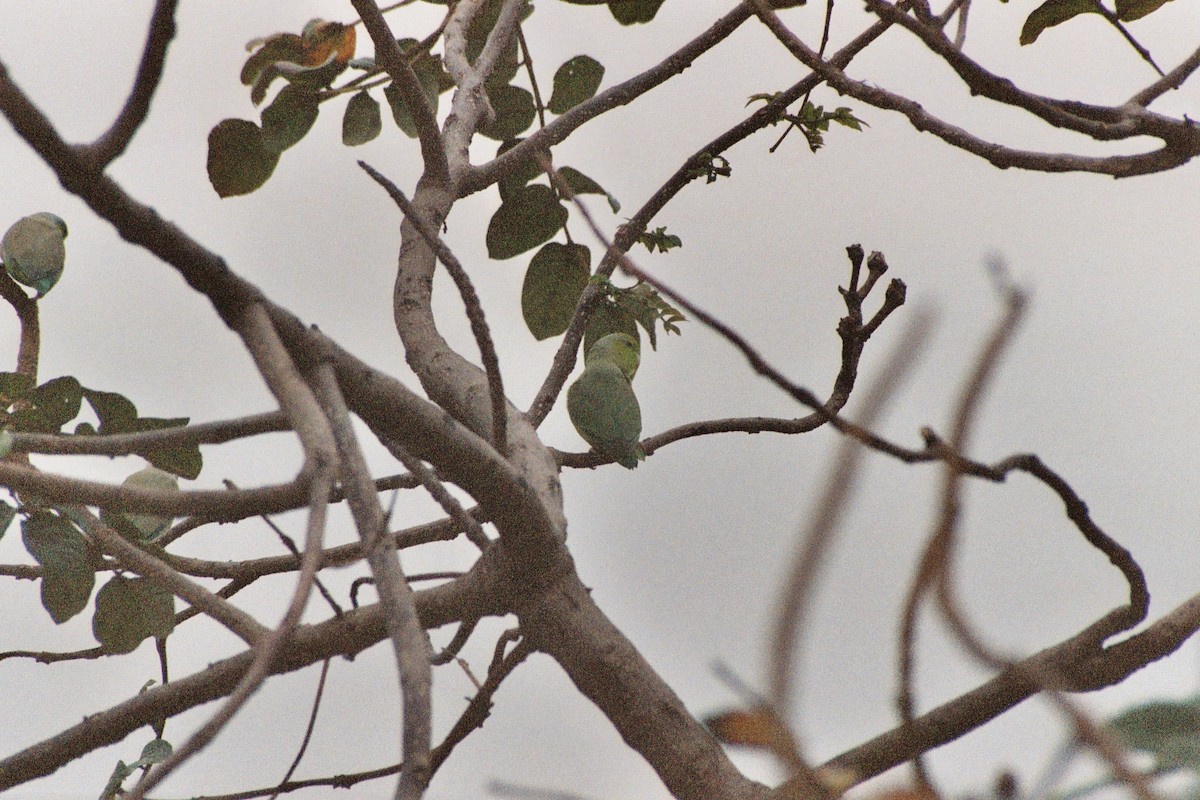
top-left (704, 707), bottom-right (786, 750)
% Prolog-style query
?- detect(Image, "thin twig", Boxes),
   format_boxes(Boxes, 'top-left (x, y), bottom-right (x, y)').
top-left (224, 478), bottom-right (344, 617)
top-left (78, 0), bottom-right (178, 168)
top-left (268, 658), bottom-right (333, 800)
top-left (753, 0), bottom-right (1200, 177)
top-left (12, 411), bottom-right (289, 455)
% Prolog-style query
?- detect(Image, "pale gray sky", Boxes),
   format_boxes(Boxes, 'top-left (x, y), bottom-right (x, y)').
top-left (2, 2), bottom-right (1199, 799)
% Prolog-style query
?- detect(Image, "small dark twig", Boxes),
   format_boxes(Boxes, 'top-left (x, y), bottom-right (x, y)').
top-left (224, 479), bottom-right (344, 618)
top-left (268, 658), bottom-right (332, 800)
top-left (428, 635), bottom-right (534, 778)
top-left (432, 618), bottom-right (479, 665)
top-left (78, 0), bottom-right (178, 168)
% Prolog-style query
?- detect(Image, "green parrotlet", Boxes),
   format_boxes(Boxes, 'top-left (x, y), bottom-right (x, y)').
top-left (567, 333), bottom-right (645, 469)
top-left (1, 212), bottom-right (68, 297)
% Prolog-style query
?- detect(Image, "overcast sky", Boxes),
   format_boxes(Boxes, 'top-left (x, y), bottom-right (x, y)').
top-left (2, 2), bottom-right (1200, 799)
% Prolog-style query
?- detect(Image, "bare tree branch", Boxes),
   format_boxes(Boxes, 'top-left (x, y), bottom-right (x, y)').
top-left (77, 0), bottom-right (178, 169)
top-left (749, 0), bottom-right (1200, 177)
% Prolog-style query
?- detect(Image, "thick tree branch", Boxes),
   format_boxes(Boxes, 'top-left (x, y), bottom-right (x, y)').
top-left (519, 573), bottom-right (772, 800)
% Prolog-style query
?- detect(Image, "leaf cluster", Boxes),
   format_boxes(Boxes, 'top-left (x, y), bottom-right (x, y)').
top-left (1, 372), bottom-right (200, 478)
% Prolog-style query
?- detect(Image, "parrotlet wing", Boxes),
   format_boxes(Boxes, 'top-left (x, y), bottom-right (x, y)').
top-left (567, 361), bottom-right (644, 469)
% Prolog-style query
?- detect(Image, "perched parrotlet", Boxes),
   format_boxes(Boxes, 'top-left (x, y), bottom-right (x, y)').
top-left (0, 212), bottom-right (68, 297)
top-left (567, 332), bottom-right (645, 469)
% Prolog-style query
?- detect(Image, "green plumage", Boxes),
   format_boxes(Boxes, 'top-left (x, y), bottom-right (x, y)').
top-left (1, 212), bottom-right (68, 297)
top-left (567, 333), bottom-right (645, 469)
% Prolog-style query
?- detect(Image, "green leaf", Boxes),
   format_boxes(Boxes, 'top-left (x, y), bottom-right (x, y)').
top-left (830, 106), bottom-right (867, 131)
top-left (0, 501), bottom-right (15, 541)
top-left (82, 388), bottom-right (137, 432)
top-left (380, 39), bottom-right (447, 139)
top-left (615, 282), bottom-right (686, 349)
top-left (479, 84), bottom-right (535, 141)
top-left (548, 55), bottom-right (604, 115)
top-left (81, 389), bottom-right (201, 479)
top-left (9, 376), bottom-right (83, 433)
top-left (1115, 0), bottom-right (1173, 19)
top-left (607, 0), bottom-right (667, 24)
top-left (638, 225), bottom-right (683, 253)
top-left (207, 119), bottom-right (280, 197)
top-left (144, 444), bottom-right (202, 482)
top-left (559, 166), bottom-right (620, 213)
top-left (584, 301), bottom-right (640, 356)
top-left (343, 91), bottom-right (382, 146)
top-left (22, 511), bottom-right (95, 624)
top-left (1108, 698), bottom-right (1200, 769)
top-left (486, 184), bottom-right (568, 260)
top-left (687, 152), bottom-right (732, 183)
top-left (260, 86), bottom-right (319, 153)
top-left (1019, 0), bottom-right (1098, 44)
top-left (497, 138), bottom-right (545, 201)
top-left (522, 243), bottom-right (591, 340)
top-left (93, 576), bottom-right (175, 654)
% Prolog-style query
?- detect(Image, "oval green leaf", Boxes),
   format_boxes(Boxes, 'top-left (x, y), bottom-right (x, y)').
top-left (260, 86), bottom-right (319, 153)
top-left (207, 119), bottom-right (280, 197)
top-left (548, 56), bottom-right (604, 115)
top-left (608, 0), bottom-right (667, 24)
top-left (1115, 0), bottom-right (1173, 19)
top-left (343, 91), bottom-right (382, 146)
top-left (486, 184), bottom-right (568, 260)
top-left (1019, 0), bottom-right (1098, 44)
top-left (22, 511), bottom-right (95, 624)
top-left (497, 138), bottom-right (545, 201)
top-left (93, 576), bottom-right (175, 654)
top-left (559, 166), bottom-right (620, 212)
top-left (480, 84), bottom-right (535, 141)
top-left (522, 243), bottom-right (591, 340)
